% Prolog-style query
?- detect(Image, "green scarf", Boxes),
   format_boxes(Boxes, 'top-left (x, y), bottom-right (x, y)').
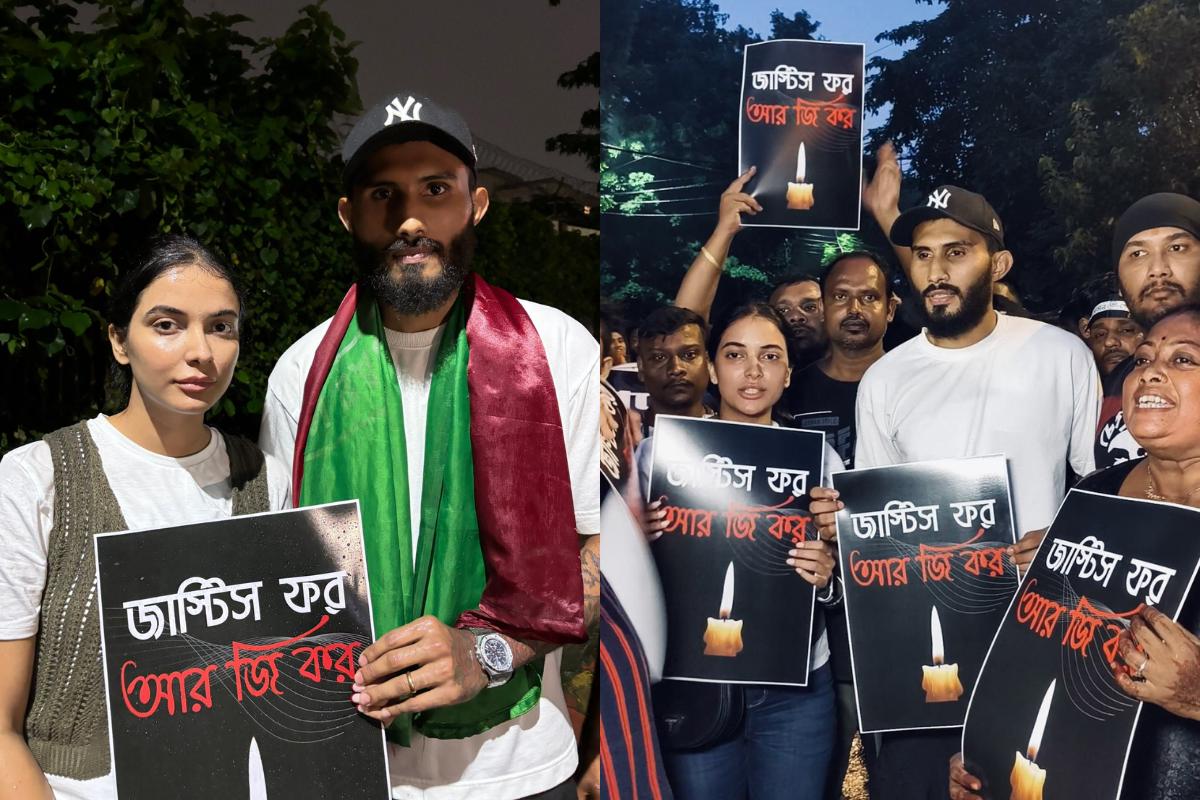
top-left (298, 292), bottom-right (541, 744)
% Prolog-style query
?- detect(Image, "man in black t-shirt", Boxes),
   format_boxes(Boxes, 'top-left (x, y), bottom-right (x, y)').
top-left (1095, 194), bottom-right (1200, 471)
top-left (787, 249), bottom-right (897, 800)
top-left (787, 251), bottom-right (898, 471)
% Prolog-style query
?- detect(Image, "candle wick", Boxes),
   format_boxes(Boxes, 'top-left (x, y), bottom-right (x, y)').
top-left (1027, 746), bottom-right (1037, 762)
top-left (933, 656), bottom-right (943, 666)
top-left (719, 611), bottom-right (729, 620)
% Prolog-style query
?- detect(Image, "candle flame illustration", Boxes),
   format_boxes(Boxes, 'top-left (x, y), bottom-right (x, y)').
top-left (796, 142), bottom-right (806, 183)
top-left (1027, 679), bottom-right (1056, 761)
top-left (930, 606), bottom-right (945, 666)
top-left (718, 562), bottom-right (735, 619)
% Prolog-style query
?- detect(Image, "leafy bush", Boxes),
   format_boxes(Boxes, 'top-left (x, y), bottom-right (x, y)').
top-left (1, 0), bottom-right (597, 450)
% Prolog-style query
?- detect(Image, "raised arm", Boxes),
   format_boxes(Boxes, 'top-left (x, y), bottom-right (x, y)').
top-left (675, 167), bottom-right (761, 322)
top-left (862, 141), bottom-right (909, 271)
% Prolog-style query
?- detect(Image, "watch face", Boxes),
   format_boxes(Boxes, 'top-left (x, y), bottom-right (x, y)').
top-left (480, 635), bottom-right (513, 672)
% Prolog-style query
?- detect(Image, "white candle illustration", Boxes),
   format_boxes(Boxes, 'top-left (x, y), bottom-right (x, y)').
top-left (703, 562), bottom-right (744, 657)
top-left (921, 606), bottom-right (963, 702)
top-left (248, 736), bottom-right (268, 799)
top-left (786, 142), bottom-right (815, 210)
top-left (1010, 680), bottom-right (1055, 800)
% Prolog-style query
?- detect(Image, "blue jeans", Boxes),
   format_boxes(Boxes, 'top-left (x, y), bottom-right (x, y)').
top-left (664, 665), bottom-right (835, 800)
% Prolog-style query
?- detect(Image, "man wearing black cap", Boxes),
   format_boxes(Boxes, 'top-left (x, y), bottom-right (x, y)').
top-left (847, 155), bottom-right (1100, 799)
top-left (1094, 192), bottom-right (1200, 471)
top-left (260, 91), bottom-right (599, 799)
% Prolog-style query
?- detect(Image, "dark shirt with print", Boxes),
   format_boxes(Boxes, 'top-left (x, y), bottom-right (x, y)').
top-left (786, 363), bottom-right (860, 471)
top-left (1094, 356), bottom-right (1146, 470)
top-left (785, 362), bottom-right (860, 684)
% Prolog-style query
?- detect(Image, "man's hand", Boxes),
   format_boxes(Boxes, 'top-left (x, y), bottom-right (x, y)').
top-left (1008, 528), bottom-right (1046, 576)
top-left (808, 486), bottom-right (843, 542)
top-left (862, 141), bottom-right (901, 224)
top-left (789, 539), bottom-right (836, 588)
top-left (948, 752), bottom-right (983, 800)
top-left (351, 615), bottom-right (486, 721)
top-left (715, 167), bottom-right (762, 237)
top-left (576, 755), bottom-right (600, 799)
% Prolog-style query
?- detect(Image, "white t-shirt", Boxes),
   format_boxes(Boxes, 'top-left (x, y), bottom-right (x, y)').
top-left (259, 297), bottom-right (600, 800)
top-left (854, 313), bottom-right (1100, 535)
top-left (0, 414), bottom-right (291, 800)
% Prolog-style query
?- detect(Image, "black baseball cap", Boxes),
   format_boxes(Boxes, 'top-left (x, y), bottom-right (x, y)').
top-left (341, 91), bottom-right (477, 192)
top-left (889, 185), bottom-right (1006, 249)
top-left (1111, 192), bottom-right (1200, 267)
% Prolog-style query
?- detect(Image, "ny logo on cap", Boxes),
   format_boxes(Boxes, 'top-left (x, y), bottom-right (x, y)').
top-left (927, 188), bottom-right (951, 209)
top-left (384, 95), bottom-right (422, 126)
top-left (992, 218), bottom-right (1001, 232)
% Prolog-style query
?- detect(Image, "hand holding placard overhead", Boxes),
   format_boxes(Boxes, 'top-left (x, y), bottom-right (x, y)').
top-left (738, 39), bottom-right (865, 230)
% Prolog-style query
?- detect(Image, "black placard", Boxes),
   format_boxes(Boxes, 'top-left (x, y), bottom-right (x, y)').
top-left (648, 415), bottom-right (825, 686)
top-left (833, 455), bottom-right (1018, 732)
top-left (962, 490), bottom-right (1200, 800)
top-left (94, 501), bottom-right (388, 799)
top-left (738, 39), bottom-right (865, 230)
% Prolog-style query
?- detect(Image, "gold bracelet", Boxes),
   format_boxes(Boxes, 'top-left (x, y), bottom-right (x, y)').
top-left (699, 246), bottom-right (722, 269)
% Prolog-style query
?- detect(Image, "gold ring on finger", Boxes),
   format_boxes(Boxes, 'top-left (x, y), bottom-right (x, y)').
top-left (405, 671), bottom-right (417, 696)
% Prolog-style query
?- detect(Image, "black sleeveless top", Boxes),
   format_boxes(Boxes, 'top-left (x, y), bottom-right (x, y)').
top-left (1076, 460), bottom-right (1200, 800)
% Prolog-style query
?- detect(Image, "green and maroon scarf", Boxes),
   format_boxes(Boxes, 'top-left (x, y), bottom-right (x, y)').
top-left (291, 274), bottom-right (585, 743)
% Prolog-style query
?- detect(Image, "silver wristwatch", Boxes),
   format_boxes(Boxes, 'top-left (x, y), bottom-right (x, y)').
top-left (469, 628), bottom-right (514, 688)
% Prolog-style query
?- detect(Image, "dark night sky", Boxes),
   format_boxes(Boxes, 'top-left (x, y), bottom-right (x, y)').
top-left (188, 0), bottom-right (599, 181)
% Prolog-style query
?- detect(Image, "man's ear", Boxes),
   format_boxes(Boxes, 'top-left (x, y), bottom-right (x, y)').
top-left (471, 185), bottom-right (490, 225)
top-left (337, 197), bottom-right (353, 232)
top-left (990, 249), bottom-right (1014, 282)
top-left (708, 360), bottom-right (719, 386)
top-left (109, 324), bottom-right (129, 365)
top-left (886, 295), bottom-right (900, 323)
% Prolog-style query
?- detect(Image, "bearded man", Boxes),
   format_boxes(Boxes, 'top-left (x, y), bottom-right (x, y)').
top-left (260, 91), bottom-right (599, 800)
top-left (849, 174), bottom-right (1100, 800)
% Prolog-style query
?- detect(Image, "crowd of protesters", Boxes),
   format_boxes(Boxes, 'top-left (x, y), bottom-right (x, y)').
top-left (599, 142), bottom-right (1200, 800)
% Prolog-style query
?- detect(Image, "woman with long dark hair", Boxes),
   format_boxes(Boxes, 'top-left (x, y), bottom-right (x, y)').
top-left (0, 235), bottom-right (289, 799)
top-left (645, 302), bottom-right (841, 800)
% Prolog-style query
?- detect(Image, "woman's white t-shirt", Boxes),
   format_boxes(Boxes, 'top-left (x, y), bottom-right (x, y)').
top-left (0, 415), bottom-right (290, 799)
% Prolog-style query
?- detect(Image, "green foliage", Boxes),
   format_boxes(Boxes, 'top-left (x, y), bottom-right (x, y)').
top-left (866, 0), bottom-right (1174, 311)
top-left (1, 0), bottom-right (599, 452)
top-left (1041, 0), bottom-right (1200, 286)
top-left (474, 200), bottom-right (598, 329)
top-left (546, 51), bottom-right (600, 172)
top-left (0, 0), bottom-right (361, 450)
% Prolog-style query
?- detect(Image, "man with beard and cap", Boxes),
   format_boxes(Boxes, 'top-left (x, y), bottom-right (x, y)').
top-left (819, 159), bottom-right (1099, 800)
top-left (674, 168), bottom-right (829, 372)
top-left (1094, 192), bottom-right (1200, 471)
top-left (259, 91), bottom-right (599, 799)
